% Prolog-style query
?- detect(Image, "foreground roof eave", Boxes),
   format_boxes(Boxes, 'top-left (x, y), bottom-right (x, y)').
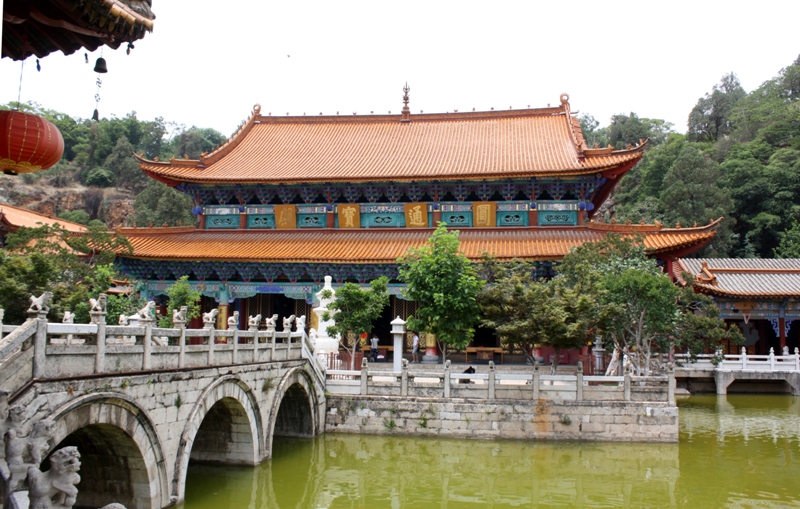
top-left (0, 204), bottom-right (88, 233)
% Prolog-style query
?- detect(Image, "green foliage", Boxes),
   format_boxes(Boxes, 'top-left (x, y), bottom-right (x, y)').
top-left (398, 224), bottom-right (484, 356)
top-left (322, 276), bottom-right (389, 369)
top-left (84, 168), bottom-right (115, 187)
top-left (556, 235), bottom-right (739, 374)
top-left (612, 56), bottom-right (800, 257)
top-left (775, 221), bottom-right (800, 258)
top-left (688, 73), bottom-right (746, 142)
top-left (59, 210), bottom-right (90, 225)
top-left (0, 102), bottom-right (225, 210)
top-left (659, 145), bottom-right (735, 256)
top-left (0, 224), bottom-right (134, 324)
top-left (104, 136), bottom-right (148, 192)
top-left (157, 276), bottom-right (201, 327)
top-left (168, 127), bottom-right (227, 160)
top-left (479, 262), bottom-right (593, 369)
top-left (131, 180), bottom-right (195, 227)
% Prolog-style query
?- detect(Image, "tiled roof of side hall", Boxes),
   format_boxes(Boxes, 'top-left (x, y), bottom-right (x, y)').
top-left (115, 221), bottom-right (718, 264)
top-left (676, 258), bottom-right (800, 299)
top-left (0, 203), bottom-right (87, 233)
top-left (137, 95), bottom-right (646, 185)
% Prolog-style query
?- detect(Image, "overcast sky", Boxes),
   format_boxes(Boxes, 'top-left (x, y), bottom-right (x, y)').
top-left (2, 1), bottom-right (799, 138)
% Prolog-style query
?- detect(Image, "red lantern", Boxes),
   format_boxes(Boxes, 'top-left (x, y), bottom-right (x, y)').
top-left (0, 110), bottom-right (64, 175)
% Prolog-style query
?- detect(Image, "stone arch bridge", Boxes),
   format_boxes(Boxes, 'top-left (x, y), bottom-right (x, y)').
top-left (0, 306), bottom-right (327, 509)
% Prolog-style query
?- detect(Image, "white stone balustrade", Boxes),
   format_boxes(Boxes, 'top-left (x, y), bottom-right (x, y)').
top-left (0, 294), bottom-right (324, 383)
top-left (325, 360), bottom-right (676, 404)
top-left (675, 347), bottom-right (800, 372)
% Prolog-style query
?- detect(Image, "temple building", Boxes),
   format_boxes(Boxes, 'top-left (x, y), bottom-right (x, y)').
top-left (675, 259), bottom-right (800, 355)
top-left (116, 92), bottom-right (719, 347)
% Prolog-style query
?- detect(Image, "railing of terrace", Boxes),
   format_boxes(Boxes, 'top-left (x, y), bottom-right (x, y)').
top-left (675, 347), bottom-right (800, 372)
top-left (326, 359), bottom-right (676, 404)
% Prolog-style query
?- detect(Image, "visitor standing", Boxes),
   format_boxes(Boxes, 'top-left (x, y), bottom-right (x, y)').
top-left (412, 333), bottom-right (420, 363)
top-left (370, 334), bottom-right (379, 362)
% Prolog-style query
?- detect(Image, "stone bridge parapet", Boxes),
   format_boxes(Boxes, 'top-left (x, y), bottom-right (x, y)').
top-left (0, 297), bottom-right (327, 509)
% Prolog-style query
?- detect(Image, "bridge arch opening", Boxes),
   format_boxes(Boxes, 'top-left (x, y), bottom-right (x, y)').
top-left (190, 397), bottom-right (256, 465)
top-left (47, 395), bottom-right (168, 509)
top-left (174, 376), bottom-right (263, 503)
top-left (274, 382), bottom-right (314, 438)
top-left (49, 423), bottom-right (151, 509)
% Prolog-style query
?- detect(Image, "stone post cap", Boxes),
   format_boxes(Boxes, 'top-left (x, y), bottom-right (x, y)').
top-left (445, 359), bottom-right (451, 369)
top-left (577, 361), bottom-right (583, 373)
top-left (361, 358), bottom-right (369, 369)
top-left (489, 360), bottom-right (495, 370)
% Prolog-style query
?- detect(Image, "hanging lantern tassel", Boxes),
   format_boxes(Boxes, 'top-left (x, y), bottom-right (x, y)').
top-left (0, 110), bottom-right (65, 175)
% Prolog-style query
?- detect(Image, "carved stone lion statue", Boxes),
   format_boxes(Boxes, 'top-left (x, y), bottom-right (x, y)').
top-left (282, 314), bottom-right (296, 332)
top-left (135, 301), bottom-right (156, 320)
top-left (202, 308), bottom-right (219, 327)
top-left (28, 291), bottom-right (54, 313)
top-left (27, 446), bottom-right (81, 509)
top-left (264, 314), bottom-right (279, 331)
top-left (295, 315), bottom-right (306, 333)
top-left (172, 306), bottom-right (188, 325)
top-left (89, 293), bottom-right (107, 313)
top-left (227, 311), bottom-right (240, 329)
top-left (248, 314), bottom-right (262, 329)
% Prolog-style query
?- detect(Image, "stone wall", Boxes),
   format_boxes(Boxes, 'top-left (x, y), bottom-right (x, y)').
top-left (325, 396), bottom-right (678, 443)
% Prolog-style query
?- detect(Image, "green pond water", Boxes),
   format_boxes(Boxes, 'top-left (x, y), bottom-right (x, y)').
top-left (180, 395), bottom-right (800, 508)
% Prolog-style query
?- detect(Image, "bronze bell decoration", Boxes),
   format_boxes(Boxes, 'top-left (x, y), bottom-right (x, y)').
top-left (93, 57), bottom-right (108, 73)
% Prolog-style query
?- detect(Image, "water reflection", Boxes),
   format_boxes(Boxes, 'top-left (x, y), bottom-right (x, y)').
top-left (181, 395), bottom-right (800, 509)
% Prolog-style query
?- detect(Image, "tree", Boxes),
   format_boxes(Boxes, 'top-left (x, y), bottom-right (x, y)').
top-left (0, 224), bottom-right (133, 324)
top-left (104, 136), bottom-right (147, 192)
top-left (321, 276), bottom-right (389, 370)
top-left (658, 144), bottom-right (736, 256)
top-left (606, 113), bottom-right (656, 149)
top-left (131, 180), bottom-right (195, 227)
top-left (594, 267), bottom-right (680, 376)
top-left (687, 73), bottom-right (746, 142)
top-left (398, 224), bottom-right (484, 361)
top-left (775, 221), bottom-right (800, 258)
top-left (557, 234), bottom-right (739, 375)
top-left (59, 210), bottom-right (90, 225)
top-left (157, 276), bottom-right (201, 328)
top-left (479, 263), bottom-right (593, 373)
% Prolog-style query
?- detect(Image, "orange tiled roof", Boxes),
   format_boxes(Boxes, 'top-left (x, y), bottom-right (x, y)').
top-left (0, 204), bottom-right (87, 233)
top-left (137, 96), bottom-right (646, 186)
top-left (675, 258), bottom-right (800, 299)
top-left (116, 221), bottom-right (718, 263)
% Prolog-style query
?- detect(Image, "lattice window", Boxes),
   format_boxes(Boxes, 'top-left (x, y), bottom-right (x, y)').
top-left (392, 297), bottom-right (419, 349)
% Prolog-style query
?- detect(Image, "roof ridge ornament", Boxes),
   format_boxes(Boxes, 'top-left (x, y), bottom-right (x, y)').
top-left (401, 83), bottom-right (411, 123)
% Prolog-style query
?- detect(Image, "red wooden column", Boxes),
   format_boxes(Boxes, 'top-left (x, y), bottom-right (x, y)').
top-left (432, 204), bottom-right (442, 225)
top-left (779, 318), bottom-right (787, 349)
top-left (529, 207), bottom-right (538, 226)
